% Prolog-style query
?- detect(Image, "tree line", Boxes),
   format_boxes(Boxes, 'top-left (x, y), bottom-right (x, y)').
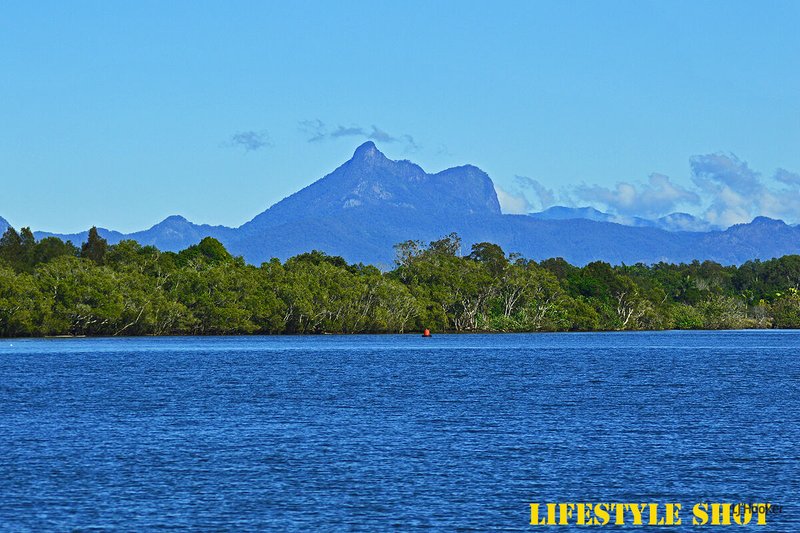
top-left (2, 225), bottom-right (800, 337)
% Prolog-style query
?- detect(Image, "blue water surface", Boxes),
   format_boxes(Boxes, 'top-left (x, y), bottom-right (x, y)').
top-left (0, 331), bottom-right (798, 531)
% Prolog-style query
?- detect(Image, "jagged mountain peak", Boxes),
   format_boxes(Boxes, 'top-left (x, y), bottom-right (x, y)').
top-left (351, 141), bottom-right (381, 161)
top-left (243, 143), bottom-right (501, 230)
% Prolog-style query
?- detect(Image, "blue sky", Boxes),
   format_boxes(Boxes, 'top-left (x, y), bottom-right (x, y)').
top-left (1, 1), bottom-right (799, 232)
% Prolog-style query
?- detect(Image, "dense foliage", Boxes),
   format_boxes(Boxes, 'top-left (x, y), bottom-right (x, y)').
top-left (2, 226), bottom-right (800, 337)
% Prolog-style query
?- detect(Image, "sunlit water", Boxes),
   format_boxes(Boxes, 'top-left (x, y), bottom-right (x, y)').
top-left (1, 331), bottom-right (798, 531)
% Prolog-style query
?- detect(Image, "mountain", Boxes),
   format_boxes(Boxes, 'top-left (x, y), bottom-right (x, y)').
top-left (35, 227), bottom-right (126, 246)
top-left (123, 216), bottom-right (233, 250)
top-left (9, 142), bottom-right (800, 265)
top-left (219, 144), bottom-right (798, 265)
top-left (243, 141), bottom-right (499, 230)
top-left (226, 141), bottom-right (501, 264)
top-left (0, 216), bottom-right (8, 233)
top-left (34, 215), bottom-right (232, 251)
top-left (529, 206), bottom-right (714, 232)
top-left (529, 206), bottom-right (617, 223)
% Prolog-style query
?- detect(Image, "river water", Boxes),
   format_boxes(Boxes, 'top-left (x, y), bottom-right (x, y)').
top-left (1, 331), bottom-right (797, 530)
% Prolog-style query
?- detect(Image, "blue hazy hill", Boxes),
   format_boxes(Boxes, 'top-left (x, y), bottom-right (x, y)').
top-left (528, 206), bottom-right (714, 232)
top-left (34, 216), bottom-right (232, 252)
top-left (13, 142), bottom-right (800, 265)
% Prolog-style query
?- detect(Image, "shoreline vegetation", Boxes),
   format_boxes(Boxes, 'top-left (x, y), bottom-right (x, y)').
top-left (2, 226), bottom-right (800, 337)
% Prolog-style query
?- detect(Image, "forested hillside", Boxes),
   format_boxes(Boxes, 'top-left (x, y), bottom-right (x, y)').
top-left (2, 225), bottom-right (800, 337)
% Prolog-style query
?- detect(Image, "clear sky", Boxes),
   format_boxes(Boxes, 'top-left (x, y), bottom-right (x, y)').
top-left (2, 1), bottom-right (799, 232)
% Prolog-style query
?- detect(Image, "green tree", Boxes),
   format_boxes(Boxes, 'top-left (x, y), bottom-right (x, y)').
top-left (169, 261), bottom-right (255, 334)
top-left (0, 226), bottom-right (22, 269)
top-left (0, 265), bottom-right (45, 336)
top-left (468, 242), bottom-right (508, 277)
top-left (33, 237), bottom-right (79, 266)
top-left (80, 227), bottom-right (108, 264)
top-left (177, 237), bottom-right (235, 266)
top-left (770, 288), bottom-right (800, 328)
top-left (3, 228), bottom-right (800, 337)
top-left (35, 256), bottom-right (123, 335)
top-left (697, 294), bottom-right (749, 329)
top-left (17, 227), bottom-right (36, 271)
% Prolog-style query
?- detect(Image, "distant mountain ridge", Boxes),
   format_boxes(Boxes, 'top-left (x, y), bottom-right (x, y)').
top-left (7, 142), bottom-right (800, 265)
top-left (34, 215), bottom-right (231, 252)
top-left (528, 206), bottom-right (715, 232)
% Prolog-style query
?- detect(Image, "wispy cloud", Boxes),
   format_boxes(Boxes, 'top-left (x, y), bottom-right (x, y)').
top-left (330, 125), bottom-right (366, 138)
top-left (516, 152), bottom-right (800, 227)
top-left (688, 153), bottom-right (800, 227)
top-left (367, 125), bottom-right (394, 143)
top-left (515, 175), bottom-right (556, 210)
top-left (689, 153), bottom-right (760, 227)
top-left (226, 130), bottom-right (272, 152)
top-left (300, 120), bottom-right (327, 143)
top-left (435, 144), bottom-right (454, 157)
top-left (575, 173), bottom-right (700, 219)
top-left (494, 175), bottom-right (563, 214)
top-left (774, 168), bottom-right (800, 186)
top-left (300, 120), bottom-right (419, 152)
top-left (398, 133), bottom-right (419, 152)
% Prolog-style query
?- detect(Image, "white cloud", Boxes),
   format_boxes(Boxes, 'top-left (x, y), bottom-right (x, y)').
top-left (690, 153), bottom-right (800, 225)
top-left (575, 173), bottom-right (700, 219)
top-left (511, 153), bottom-right (800, 228)
top-left (495, 185), bottom-right (532, 214)
top-left (515, 176), bottom-right (556, 210)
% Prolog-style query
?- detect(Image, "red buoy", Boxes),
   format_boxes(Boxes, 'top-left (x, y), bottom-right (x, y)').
top-left (422, 328), bottom-right (432, 337)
